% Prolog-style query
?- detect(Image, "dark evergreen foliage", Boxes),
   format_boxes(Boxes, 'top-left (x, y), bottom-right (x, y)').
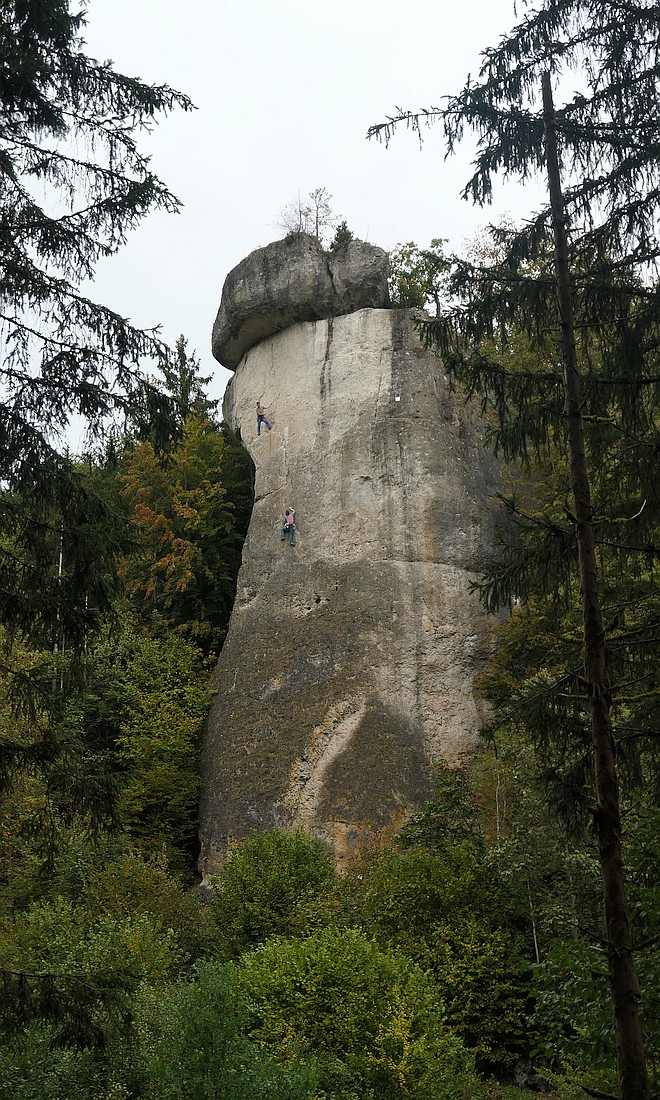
top-left (369, 2), bottom-right (660, 819)
top-left (370, 0), bottom-right (660, 267)
top-left (370, 3), bottom-right (658, 1095)
top-left (0, 965), bottom-right (135, 1050)
top-left (159, 335), bottom-right (219, 431)
top-left (0, 0), bottom-right (197, 1051)
top-left (398, 761), bottom-right (484, 850)
top-left (0, 0), bottom-right (193, 673)
top-left (329, 220), bottom-right (354, 249)
top-left (369, 0), bottom-right (660, 807)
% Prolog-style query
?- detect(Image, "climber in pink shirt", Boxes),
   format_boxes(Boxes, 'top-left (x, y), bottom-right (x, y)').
top-left (281, 507), bottom-right (296, 546)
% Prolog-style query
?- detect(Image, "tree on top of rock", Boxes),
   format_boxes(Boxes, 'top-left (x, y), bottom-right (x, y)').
top-left (276, 187), bottom-right (339, 246)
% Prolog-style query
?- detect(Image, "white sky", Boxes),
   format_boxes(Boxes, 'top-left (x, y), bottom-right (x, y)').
top-left (80, 0), bottom-right (547, 416)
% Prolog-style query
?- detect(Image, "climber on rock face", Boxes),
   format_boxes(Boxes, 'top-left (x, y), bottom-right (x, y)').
top-left (281, 507), bottom-right (296, 546)
top-left (256, 401), bottom-right (272, 435)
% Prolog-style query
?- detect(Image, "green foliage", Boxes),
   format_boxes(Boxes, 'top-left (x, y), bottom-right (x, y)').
top-left (0, 884), bottom-right (194, 1093)
top-left (626, 802), bottom-right (660, 977)
top-left (330, 220), bottom-right (355, 250)
top-left (24, 833), bottom-right (212, 962)
top-left (0, 841), bottom-right (217, 1094)
top-left (480, 574), bottom-right (658, 823)
top-left (159, 336), bottom-right (219, 430)
top-left (0, 17), bottom-right (201, 1051)
top-left (0, 894), bottom-right (177, 1054)
top-left (0, 776), bottom-right (47, 914)
top-left (370, 6), bottom-right (660, 792)
top-left (238, 926), bottom-right (479, 1099)
top-left (79, 852), bottom-right (213, 966)
top-left (1, 609), bottom-right (213, 882)
top-left (480, 1089), bottom-right (546, 1100)
top-left (0, 637), bottom-right (121, 866)
top-left (349, 842), bottom-right (529, 1072)
top-left (218, 422), bottom-right (254, 540)
top-left (388, 240), bottom-right (449, 315)
top-left (0, 1030), bottom-right (123, 1100)
top-left (0, 469), bottom-right (131, 700)
top-left (398, 761), bottom-right (484, 850)
top-left (0, 0), bottom-right (192, 679)
top-left (529, 798), bottom-right (660, 1075)
top-left (211, 830), bottom-right (337, 958)
top-left (81, 620), bottom-right (211, 868)
top-left (532, 938), bottom-right (614, 1072)
top-left (355, 843), bottom-right (507, 952)
top-left (472, 731), bottom-right (603, 953)
top-left (0, 894), bottom-right (180, 982)
top-left (134, 959), bottom-right (319, 1100)
top-left (430, 920), bottom-right (530, 1071)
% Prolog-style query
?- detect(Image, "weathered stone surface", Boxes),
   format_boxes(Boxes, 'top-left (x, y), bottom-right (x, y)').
top-left (211, 234), bottom-right (390, 370)
top-left (198, 307), bottom-right (507, 879)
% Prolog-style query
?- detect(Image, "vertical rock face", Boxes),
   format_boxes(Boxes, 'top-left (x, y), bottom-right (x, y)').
top-left (199, 239), bottom-right (505, 878)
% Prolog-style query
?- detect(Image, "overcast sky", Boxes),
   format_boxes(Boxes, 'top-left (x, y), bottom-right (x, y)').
top-left (80, 0), bottom-right (547, 419)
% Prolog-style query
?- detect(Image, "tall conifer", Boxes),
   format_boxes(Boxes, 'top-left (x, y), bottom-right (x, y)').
top-left (370, 2), bottom-right (659, 1095)
top-left (0, 0), bottom-right (192, 1037)
top-left (0, 0), bottom-right (193, 674)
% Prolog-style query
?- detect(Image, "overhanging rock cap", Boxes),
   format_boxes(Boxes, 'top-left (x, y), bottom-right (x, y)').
top-left (212, 233), bottom-right (390, 370)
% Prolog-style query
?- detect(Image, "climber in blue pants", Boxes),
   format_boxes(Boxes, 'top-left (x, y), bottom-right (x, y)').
top-left (281, 508), bottom-right (296, 545)
top-left (256, 401), bottom-right (272, 435)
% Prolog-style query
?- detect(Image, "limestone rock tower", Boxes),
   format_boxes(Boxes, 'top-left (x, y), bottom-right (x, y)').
top-left (198, 234), bottom-right (504, 878)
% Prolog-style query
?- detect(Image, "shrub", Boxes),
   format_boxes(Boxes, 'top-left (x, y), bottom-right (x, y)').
top-left (0, 894), bottom-right (181, 983)
top-left (211, 829), bottom-right (336, 957)
top-left (0, 896), bottom-right (182, 1094)
top-left (0, 1033), bottom-right (115, 1100)
top-left (81, 851), bottom-right (213, 965)
top-left (342, 843), bottom-right (530, 1071)
top-left (355, 843), bottom-right (508, 956)
top-left (237, 926), bottom-right (480, 1099)
top-left (134, 959), bottom-right (318, 1100)
top-left (430, 919), bottom-right (530, 1071)
top-left (82, 621), bottom-right (211, 870)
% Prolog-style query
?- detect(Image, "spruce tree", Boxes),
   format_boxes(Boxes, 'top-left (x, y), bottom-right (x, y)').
top-left (370, 2), bottom-right (659, 1096)
top-left (0, 0), bottom-right (193, 678)
top-left (159, 336), bottom-right (219, 431)
top-left (0, 0), bottom-right (193, 1039)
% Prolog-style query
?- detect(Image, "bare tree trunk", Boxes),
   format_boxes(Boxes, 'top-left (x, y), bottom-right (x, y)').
top-left (527, 875), bottom-right (541, 965)
top-left (541, 72), bottom-right (647, 1100)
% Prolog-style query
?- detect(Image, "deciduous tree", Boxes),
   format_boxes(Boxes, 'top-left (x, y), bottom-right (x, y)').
top-left (388, 240), bottom-right (449, 315)
top-left (276, 186), bottom-right (339, 246)
top-left (119, 412), bottom-right (247, 654)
